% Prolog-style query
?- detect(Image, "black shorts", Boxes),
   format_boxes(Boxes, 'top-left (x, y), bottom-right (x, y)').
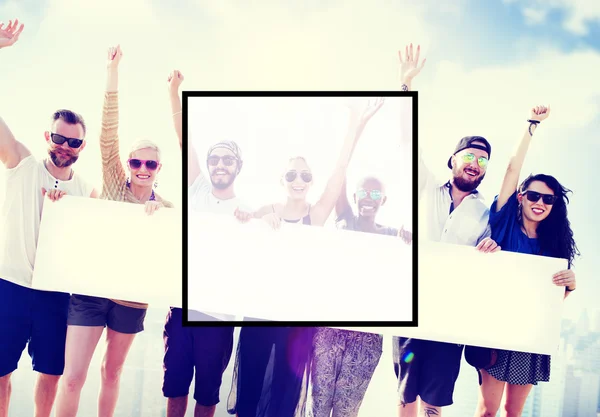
top-left (393, 337), bottom-right (463, 407)
top-left (67, 294), bottom-right (146, 334)
top-left (0, 278), bottom-right (70, 377)
top-left (162, 307), bottom-right (234, 406)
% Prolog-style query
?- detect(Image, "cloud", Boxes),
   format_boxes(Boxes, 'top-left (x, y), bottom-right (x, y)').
top-left (419, 46), bottom-right (600, 183)
top-left (506, 0), bottom-right (600, 35)
top-left (522, 7), bottom-right (548, 25)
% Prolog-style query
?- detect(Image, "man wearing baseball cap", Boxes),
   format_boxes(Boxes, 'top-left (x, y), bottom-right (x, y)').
top-left (393, 44), bottom-right (500, 417)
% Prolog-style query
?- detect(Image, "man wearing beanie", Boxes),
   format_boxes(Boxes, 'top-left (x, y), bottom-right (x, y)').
top-left (163, 71), bottom-right (250, 417)
top-left (393, 44), bottom-right (500, 417)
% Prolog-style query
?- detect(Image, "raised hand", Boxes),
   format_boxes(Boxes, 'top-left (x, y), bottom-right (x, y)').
top-left (168, 70), bottom-right (184, 94)
top-left (360, 97), bottom-right (385, 124)
top-left (530, 105), bottom-right (550, 122)
top-left (107, 45), bottom-right (123, 69)
top-left (347, 97), bottom-right (385, 126)
top-left (398, 43), bottom-right (426, 86)
top-left (0, 19), bottom-right (24, 49)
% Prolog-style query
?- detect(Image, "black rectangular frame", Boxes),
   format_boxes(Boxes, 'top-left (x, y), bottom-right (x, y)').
top-left (182, 91), bottom-right (418, 327)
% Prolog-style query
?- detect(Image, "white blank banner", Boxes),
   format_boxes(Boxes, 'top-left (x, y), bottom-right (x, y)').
top-left (336, 241), bottom-right (567, 355)
top-left (187, 211), bottom-right (413, 322)
top-left (32, 196), bottom-right (182, 307)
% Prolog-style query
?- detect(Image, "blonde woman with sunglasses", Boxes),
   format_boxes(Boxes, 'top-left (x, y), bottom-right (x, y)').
top-left (55, 45), bottom-right (173, 417)
top-left (228, 99), bottom-right (383, 417)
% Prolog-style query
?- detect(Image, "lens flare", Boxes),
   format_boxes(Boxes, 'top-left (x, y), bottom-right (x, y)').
top-left (403, 351), bottom-right (415, 363)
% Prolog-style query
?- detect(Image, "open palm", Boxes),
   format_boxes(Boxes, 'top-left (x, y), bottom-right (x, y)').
top-left (398, 43), bottom-right (426, 84)
top-left (361, 97), bottom-right (385, 123)
top-left (0, 19), bottom-right (24, 49)
top-left (347, 97), bottom-right (385, 124)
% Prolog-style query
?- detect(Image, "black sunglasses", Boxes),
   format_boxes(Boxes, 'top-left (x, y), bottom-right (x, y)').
top-left (521, 190), bottom-right (558, 205)
top-left (128, 159), bottom-right (159, 171)
top-left (207, 155), bottom-right (237, 167)
top-left (285, 171), bottom-right (312, 183)
top-left (50, 133), bottom-right (83, 149)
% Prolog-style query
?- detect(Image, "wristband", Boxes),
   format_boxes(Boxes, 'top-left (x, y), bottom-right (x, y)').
top-left (527, 119), bottom-right (540, 136)
top-left (401, 84), bottom-right (409, 91)
top-left (566, 287), bottom-right (575, 292)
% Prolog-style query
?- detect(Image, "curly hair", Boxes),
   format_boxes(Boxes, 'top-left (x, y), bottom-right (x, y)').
top-left (519, 174), bottom-right (580, 265)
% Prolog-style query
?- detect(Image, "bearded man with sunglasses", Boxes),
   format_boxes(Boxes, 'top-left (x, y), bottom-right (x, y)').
top-left (161, 70), bottom-right (248, 417)
top-left (391, 44), bottom-right (500, 417)
top-left (0, 20), bottom-right (99, 417)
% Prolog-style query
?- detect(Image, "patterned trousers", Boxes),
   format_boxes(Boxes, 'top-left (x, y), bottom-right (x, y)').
top-left (307, 328), bottom-right (383, 417)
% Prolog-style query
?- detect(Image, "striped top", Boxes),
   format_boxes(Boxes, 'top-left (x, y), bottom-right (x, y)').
top-left (100, 91), bottom-right (173, 309)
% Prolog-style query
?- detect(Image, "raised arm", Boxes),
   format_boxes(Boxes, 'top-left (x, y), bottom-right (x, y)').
top-left (334, 179), bottom-right (352, 220)
top-left (167, 70), bottom-right (202, 187)
top-left (310, 98), bottom-right (384, 226)
top-left (100, 45), bottom-right (127, 196)
top-left (495, 106), bottom-right (550, 212)
top-left (0, 116), bottom-right (30, 169)
top-left (0, 20), bottom-right (30, 168)
top-left (398, 44), bottom-right (430, 199)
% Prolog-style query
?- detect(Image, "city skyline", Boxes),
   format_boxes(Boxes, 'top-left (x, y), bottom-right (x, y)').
top-left (8, 308), bottom-right (600, 416)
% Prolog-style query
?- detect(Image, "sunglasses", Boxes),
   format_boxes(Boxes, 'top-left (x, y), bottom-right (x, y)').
top-left (356, 189), bottom-right (382, 201)
top-left (207, 155), bottom-right (237, 167)
top-left (285, 171), bottom-right (313, 183)
top-left (461, 152), bottom-right (488, 169)
top-left (521, 190), bottom-right (558, 205)
top-left (128, 159), bottom-right (159, 171)
top-left (50, 133), bottom-right (83, 149)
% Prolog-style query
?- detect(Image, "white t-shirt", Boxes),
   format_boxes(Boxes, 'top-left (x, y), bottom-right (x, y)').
top-left (188, 172), bottom-right (251, 321)
top-left (0, 156), bottom-right (95, 287)
top-left (417, 148), bottom-right (491, 246)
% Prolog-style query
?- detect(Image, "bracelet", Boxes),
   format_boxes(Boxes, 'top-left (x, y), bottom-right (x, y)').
top-left (566, 287), bottom-right (575, 292)
top-left (527, 119), bottom-right (540, 136)
top-left (172, 111), bottom-right (182, 117)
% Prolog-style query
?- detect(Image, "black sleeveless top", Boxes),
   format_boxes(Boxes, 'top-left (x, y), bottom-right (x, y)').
top-left (275, 204), bottom-right (312, 225)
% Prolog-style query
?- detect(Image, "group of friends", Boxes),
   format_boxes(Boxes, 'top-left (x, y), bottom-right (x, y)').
top-left (0, 19), bottom-right (580, 417)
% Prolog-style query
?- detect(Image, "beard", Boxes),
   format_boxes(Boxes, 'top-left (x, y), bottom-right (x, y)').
top-left (452, 168), bottom-right (485, 192)
top-left (49, 149), bottom-right (78, 168)
top-left (210, 170), bottom-right (237, 190)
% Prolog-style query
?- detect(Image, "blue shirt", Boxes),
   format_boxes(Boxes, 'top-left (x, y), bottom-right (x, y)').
top-left (490, 191), bottom-right (544, 256)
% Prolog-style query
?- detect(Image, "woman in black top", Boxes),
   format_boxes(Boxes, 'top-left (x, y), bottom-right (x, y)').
top-left (228, 99), bottom-right (384, 417)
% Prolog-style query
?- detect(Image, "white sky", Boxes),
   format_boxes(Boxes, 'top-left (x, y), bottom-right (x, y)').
top-left (188, 96), bottom-right (411, 228)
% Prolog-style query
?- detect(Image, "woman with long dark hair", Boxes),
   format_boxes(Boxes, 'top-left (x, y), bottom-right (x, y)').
top-left (473, 105), bottom-right (579, 417)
